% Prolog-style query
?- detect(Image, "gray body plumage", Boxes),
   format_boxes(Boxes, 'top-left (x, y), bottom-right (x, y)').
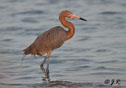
top-left (23, 26), bottom-right (66, 56)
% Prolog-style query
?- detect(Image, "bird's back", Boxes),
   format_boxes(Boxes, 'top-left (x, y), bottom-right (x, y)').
top-left (23, 26), bottom-right (66, 56)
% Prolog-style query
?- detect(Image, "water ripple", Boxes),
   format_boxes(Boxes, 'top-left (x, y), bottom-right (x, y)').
top-left (95, 49), bottom-right (111, 53)
top-left (0, 49), bottom-right (21, 55)
top-left (77, 36), bottom-right (91, 41)
top-left (12, 10), bottom-right (44, 16)
top-left (21, 17), bottom-right (39, 23)
top-left (100, 11), bottom-right (126, 15)
top-left (97, 60), bottom-right (118, 64)
top-left (0, 27), bottom-right (23, 32)
top-left (1, 38), bottom-right (13, 42)
top-left (89, 72), bottom-right (120, 75)
top-left (93, 66), bottom-right (108, 70)
top-left (67, 65), bottom-right (91, 71)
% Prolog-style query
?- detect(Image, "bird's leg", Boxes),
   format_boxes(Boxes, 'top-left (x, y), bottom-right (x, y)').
top-left (40, 56), bottom-right (47, 76)
top-left (46, 51), bottom-right (52, 78)
top-left (46, 51), bottom-right (51, 68)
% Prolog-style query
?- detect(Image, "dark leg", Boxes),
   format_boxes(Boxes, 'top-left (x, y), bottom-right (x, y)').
top-left (46, 51), bottom-right (52, 69)
top-left (40, 51), bottom-right (52, 81)
top-left (46, 51), bottom-right (52, 78)
top-left (40, 56), bottom-right (47, 76)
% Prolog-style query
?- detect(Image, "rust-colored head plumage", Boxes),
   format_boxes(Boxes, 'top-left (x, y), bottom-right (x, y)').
top-left (60, 10), bottom-right (73, 17)
top-left (60, 10), bottom-right (79, 19)
top-left (59, 10), bottom-right (87, 21)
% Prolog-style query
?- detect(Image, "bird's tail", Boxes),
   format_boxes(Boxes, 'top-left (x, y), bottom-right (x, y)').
top-left (23, 47), bottom-right (30, 55)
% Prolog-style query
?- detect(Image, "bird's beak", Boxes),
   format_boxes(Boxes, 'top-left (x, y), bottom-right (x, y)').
top-left (79, 17), bottom-right (87, 21)
top-left (69, 14), bottom-right (87, 21)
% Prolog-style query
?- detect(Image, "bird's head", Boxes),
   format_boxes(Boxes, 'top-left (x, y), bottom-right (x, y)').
top-left (60, 10), bottom-right (87, 21)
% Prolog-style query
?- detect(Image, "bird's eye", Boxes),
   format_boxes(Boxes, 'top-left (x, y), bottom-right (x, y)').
top-left (67, 14), bottom-right (73, 18)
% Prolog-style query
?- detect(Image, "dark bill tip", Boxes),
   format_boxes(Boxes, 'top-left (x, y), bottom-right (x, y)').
top-left (80, 17), bottom-right (87, 21)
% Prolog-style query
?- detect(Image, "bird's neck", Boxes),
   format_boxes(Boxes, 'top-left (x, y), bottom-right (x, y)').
top-left (59, 15), bottom-right (75, 41)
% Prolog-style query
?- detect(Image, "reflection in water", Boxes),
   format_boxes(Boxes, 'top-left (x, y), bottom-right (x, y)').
top-left (40, 69), bottom-right (111, 88)
top-left (40, 78), bottom-right (111, 88)
top-left (41, 80), bottom-right (94, 88)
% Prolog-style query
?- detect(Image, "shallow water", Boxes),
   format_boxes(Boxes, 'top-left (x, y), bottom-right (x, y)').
top-left (0, 0), bottom-right (126, 88)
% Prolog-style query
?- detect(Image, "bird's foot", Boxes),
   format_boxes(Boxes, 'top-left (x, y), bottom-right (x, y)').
top-left (42, 75), bottom-right (50, 81)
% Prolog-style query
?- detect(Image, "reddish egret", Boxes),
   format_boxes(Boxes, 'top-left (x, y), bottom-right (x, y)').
top-left (23, 10), bottom-right (87, 77)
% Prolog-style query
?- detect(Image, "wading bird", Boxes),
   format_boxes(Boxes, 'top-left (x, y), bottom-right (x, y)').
top-left (23, 10), bottom-right (87, 77)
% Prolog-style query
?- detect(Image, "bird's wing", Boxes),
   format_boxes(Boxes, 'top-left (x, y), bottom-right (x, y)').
top-left (30, 26), bottom-right (66, 52)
